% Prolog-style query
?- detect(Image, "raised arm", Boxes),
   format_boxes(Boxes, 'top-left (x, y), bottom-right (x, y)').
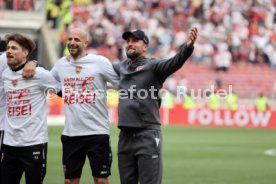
top-left (154, 27), bottom-right (198, 80)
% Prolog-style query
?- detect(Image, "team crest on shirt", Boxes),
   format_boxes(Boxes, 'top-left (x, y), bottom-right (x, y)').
top-left (136, 65), bottom-right (144, 71)
top-left (12, 79), bottom-right (18, 88)
top-left (75, 66), bottom-right (82, 74)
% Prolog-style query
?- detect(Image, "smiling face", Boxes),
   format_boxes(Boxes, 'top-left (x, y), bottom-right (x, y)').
top-left (6, 40), bottom-right (28, 69)
top-left (125, 36), bottom-right (148, 60)
top-left (67, 28), bottom-right (88, 60)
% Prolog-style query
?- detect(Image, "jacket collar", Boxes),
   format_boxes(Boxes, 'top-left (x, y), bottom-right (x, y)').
top-left (127, 56), bottom-right (147, 66)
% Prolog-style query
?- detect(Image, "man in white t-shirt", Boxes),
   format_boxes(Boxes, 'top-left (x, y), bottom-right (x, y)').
top-left (0, 50), bottom-right (41, 184)
top-left (51, 28), bottom-right (118, 184)
top-left (1, 33), bottom-right (60, 184)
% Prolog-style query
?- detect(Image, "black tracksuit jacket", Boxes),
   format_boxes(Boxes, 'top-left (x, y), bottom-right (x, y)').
top-left (113, 44), bottom-right (194, 130)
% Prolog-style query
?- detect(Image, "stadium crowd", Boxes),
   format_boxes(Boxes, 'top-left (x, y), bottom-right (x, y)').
top-left (2, 0), bottom-right (276, 70)
top-left (45, 0), bottom-right (276, 70)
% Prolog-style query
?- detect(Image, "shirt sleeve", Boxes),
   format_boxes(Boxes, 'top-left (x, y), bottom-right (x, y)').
top-left (153, 44), bottom-right (194, 81)
top-left (0, 53), bottom-right (8, 90)
top-left (100, 57), bottom-right (119, 88)
top-left (0, 53), bottom-right (8, 76)
top-left (112, 63), bottom-right (120, 76)
top-left (38, 67), bottom-right (61, 93)
top-left (50, 63), bottom-right (61, 82)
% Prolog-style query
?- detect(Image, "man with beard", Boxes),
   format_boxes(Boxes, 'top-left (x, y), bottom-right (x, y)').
top-left (113, 27), bottom-right (198, 184)
top-left (1, 33), bottom-right (60, 184)
top-left (50, 28), bottom-right (118, 184)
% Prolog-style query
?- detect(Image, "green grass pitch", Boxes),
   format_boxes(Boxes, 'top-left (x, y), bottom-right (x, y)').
top-left (22, 125), bottom-right (276, 184)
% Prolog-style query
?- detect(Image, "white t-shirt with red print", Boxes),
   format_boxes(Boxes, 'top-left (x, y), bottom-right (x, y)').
top-left (51, 54), bottom-right (119, 136)
top-left (2, 66), bottom-right (60, 146)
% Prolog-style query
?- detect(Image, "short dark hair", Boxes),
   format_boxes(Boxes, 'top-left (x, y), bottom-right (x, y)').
top-left (5, 33), bottom-right (36, 57)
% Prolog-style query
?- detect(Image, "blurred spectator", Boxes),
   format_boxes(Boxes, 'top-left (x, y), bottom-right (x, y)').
top-left (183, 91), bottom-right (196, 110)
top-left (208, 91), bottom-right (220, 110)
top-left (252, 48), bottom-right (270, 65)
top-left (178, 75), bottom-right (188, 90)
top-left (255, 92), bottom-right (269, 112)
top-left (265, 44), bottom-right (276, 69)
top-left (46, 0), bottom-right (62, 29)
top-left (165, 76), bottom-right (177, 94)
top-left (215, 78), bottom-right (222, 90)
top-left (213, 42), bottom-right (232, 72)
top-left (161, 90), bottom-right (175, 110)
top-left (226, 91), bottom-right (238, 111)
top-left (147, 35), bottom-right (162, 58)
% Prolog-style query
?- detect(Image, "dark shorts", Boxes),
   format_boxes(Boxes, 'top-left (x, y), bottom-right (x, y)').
top-left (1, 143), bottom-right (47, 184)
top-left (61, 134), bottom-right (112, 179)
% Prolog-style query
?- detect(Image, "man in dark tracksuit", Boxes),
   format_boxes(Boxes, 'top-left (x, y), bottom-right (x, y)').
top-left (113, 28), bottom-right (198, 184)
